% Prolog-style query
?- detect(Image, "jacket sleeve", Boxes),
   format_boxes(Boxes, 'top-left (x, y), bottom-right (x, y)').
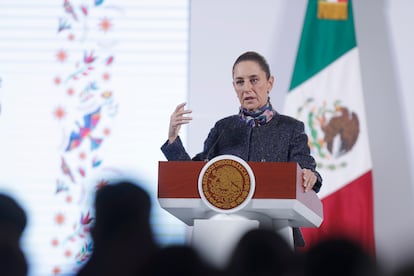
top-left (289, 121), bottom-right (323, 193)
top-left (160, 136), bottom-right (192, 161)
top-left (161, 122), bottom-right (223, 162)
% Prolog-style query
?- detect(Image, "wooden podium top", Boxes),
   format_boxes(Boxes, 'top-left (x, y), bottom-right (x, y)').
top-left (158, 161), bottom-right (323, 227)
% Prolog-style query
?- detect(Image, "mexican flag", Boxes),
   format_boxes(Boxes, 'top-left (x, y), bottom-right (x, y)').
top-left (284, 0), bottom-right (375, 255)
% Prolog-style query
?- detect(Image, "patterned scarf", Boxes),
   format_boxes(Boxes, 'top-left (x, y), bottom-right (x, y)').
top-left (239, 99), bottom-right (276, 127)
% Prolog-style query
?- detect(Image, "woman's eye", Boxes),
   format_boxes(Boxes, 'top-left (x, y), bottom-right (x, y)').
top-left (251, 78), bottom-right (259, 84)
top-left (236, 80), bottom-right (244, 86)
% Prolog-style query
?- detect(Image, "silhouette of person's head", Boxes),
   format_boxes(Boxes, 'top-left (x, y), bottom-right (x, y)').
top-left (91, 180), bottom-right (153, 244)
top-left (0, 193), bottom-right (27, 243)
top-left (77, 180), bottom-right (158, 276)
top-left (394, 262), bottom-right (414, 276)
top-left (226, 228), bottom-right (296, 276)
top-left (0, 193), bottom-right (28, 276)
top-left (141, 244), bottom-right (220, 276)
top-left (304, 238), bottom-right (379, 276)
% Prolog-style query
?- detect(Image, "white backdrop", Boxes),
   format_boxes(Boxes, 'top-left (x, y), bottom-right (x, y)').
top-left (0, 1), bottom-right (189, 275)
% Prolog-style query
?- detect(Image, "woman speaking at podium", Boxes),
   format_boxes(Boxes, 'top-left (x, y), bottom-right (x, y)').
top-left (161, 51), bottom-right (322, 247)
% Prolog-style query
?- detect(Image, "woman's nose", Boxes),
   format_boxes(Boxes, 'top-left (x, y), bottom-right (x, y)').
top-left (242, 81), bottom-right (252, 91)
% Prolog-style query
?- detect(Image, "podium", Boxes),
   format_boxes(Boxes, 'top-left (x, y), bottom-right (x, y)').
top-left (158, 159), bottom-right (323, 267)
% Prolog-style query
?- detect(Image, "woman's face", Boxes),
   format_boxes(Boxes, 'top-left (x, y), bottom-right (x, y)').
top-left (233, 60), bottom-right (274, 111)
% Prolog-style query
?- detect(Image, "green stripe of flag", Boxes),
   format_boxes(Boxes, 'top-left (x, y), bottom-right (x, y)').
top-left (289, 0), bottom-right (357, 91)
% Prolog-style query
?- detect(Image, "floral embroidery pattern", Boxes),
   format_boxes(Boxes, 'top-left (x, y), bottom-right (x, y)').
top-left (51, 0), bottom-right (120, 274)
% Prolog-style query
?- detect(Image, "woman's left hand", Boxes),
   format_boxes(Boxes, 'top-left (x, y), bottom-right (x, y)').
top-left (302, 168), bottom-right (317, 192)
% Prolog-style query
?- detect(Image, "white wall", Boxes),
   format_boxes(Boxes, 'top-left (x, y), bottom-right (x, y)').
top-left (188, 0), bottom-right (414, 271)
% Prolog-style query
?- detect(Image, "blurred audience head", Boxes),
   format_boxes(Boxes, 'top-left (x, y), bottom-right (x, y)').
top-left (226, 228), bottom-right (297, 276)
top-left (141, 244), bottom-right (220, 276)
top-left (0, 193), bottom-right (27, 243)
top-left (77, 179), bottom-right (158, 276)
top-left (91, 179), bottom-right (153, 245)
top-left (0, 193), bottom-right (28, 276)
top-left (304, 237), bottom-right (380, 276)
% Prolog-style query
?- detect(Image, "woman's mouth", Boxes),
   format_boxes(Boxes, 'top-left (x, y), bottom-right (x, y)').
top-left (244, 96), bottom-right (255, 101)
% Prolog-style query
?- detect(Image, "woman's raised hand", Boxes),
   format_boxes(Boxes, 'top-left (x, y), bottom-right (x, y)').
top-left (168, 102), bottom-right (192, 144)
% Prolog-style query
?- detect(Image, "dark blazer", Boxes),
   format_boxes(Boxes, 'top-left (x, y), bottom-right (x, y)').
top-left (161, 112), bottom-right (323, 246)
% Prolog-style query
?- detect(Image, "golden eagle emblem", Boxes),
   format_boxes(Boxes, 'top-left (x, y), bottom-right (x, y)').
top-left (199, 156), bottom-right (254, 211)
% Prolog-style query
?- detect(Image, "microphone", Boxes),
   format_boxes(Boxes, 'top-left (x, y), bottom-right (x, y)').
top-left (204, 130), bottom-right (225, 161)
